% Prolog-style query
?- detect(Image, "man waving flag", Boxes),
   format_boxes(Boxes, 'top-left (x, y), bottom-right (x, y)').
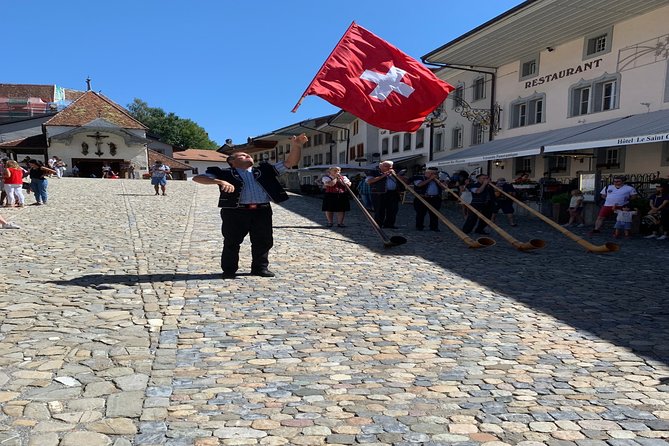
top-left (292, 22), bottom-right (454, 132)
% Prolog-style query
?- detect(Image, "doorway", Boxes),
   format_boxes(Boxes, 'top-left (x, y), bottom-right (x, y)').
top-left (71, 159), bottom-right (122, 178)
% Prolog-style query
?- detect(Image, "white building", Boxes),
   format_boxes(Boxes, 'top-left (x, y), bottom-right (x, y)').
top-left (425, 0), bottom-right (669, 198)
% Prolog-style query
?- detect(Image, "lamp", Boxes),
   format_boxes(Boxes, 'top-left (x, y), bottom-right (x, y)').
top-left (494, 160), bottom-right (505, 169)
top-left (546, 46), bottom-right (555, 52)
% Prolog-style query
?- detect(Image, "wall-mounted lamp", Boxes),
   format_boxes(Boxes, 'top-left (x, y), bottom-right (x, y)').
top-left (494, 160), bottom-right (505, 169)
top-left (546, 46), bottom-right (555, 52)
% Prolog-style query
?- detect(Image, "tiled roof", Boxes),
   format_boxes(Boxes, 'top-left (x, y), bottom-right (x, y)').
top-left (147, 149), bottom-right (193, 171)
top-left (0, 134), bottom-right (47, 148)
top-left (172, 149), bottom-right (228, 162)
top-left (45, 91), bottom-right (147, 129)
top-left (0, 84), bottom-right (55, 101)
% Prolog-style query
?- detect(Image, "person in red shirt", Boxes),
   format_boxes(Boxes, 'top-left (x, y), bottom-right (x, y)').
top-left (3, 160), bottom-right (26, 207)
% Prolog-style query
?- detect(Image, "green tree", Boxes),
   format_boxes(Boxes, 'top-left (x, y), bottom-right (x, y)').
top-left (127, 98), bottom-right (218, 149)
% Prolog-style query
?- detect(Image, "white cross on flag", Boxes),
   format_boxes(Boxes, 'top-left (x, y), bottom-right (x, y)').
top-left (293, 22), bottom-right (454, 132)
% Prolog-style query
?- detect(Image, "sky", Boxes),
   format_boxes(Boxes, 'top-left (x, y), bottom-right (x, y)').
top-left (3, 0), bottom-right (524, 146)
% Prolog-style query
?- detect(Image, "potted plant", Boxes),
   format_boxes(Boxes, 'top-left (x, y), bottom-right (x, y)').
top-left (550, 192), bottom-right (571, 224)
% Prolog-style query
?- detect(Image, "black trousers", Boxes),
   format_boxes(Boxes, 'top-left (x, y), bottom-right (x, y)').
top-left (462, 202), bottom-right (493, 234)
top-left (372, 191), bottom-right (400, 228)
top-left (413, 196), bottom-right (442, 230)
top-left (220, 207), bottom-right (273, 273)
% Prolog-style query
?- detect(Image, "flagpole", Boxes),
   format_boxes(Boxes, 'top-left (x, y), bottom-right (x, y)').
top-left (291, 21), bottom-right (357, 113)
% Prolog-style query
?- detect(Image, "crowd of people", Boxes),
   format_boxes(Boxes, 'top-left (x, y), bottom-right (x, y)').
top-left (1, 143), bottom-right (668, 276)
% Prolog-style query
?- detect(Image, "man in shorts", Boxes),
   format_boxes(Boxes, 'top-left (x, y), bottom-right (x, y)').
top-left (150, 160), bottom-right (171, 196)
top-left (590, 176), bottom-right (637, 234)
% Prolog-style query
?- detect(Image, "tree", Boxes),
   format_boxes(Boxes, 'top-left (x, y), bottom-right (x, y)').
top-left (127, 98), bottom-right (218, 149)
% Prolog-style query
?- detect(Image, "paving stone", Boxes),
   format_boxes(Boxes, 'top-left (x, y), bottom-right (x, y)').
top-left (0, 179), bottom-right (668, 446)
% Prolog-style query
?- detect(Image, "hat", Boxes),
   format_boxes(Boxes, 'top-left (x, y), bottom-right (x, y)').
top-left (426, 167), bottom-right (439, 172)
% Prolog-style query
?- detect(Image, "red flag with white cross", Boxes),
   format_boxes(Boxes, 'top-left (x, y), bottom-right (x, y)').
top-left (292, 22), bottom-right (454, 132)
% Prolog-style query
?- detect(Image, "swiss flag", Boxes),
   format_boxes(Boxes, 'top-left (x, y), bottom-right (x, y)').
top-left (293, 22), bottom-right (454, 132)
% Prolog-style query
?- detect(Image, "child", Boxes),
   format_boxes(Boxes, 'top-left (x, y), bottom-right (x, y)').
top-left (613, 204), bottom-right (637, 239)
top-left (563, 189), bottom-right (585, 227)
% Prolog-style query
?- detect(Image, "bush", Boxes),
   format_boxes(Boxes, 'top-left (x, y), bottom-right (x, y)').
top-left (550, 192), bottom-right (570, 205)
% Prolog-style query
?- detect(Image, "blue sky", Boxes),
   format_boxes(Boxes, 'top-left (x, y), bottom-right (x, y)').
top-left (4, 0), bottom-right (523, 146)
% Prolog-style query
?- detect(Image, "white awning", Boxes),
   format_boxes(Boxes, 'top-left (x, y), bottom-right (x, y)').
top-left (427, 117), bottom-right (636, 168)
top-left (544, 108), bottom-right (669, 153)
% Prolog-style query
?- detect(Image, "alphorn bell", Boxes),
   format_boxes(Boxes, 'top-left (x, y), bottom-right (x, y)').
top-left (340, 177), bottom-right (407, 248)
top-left (390, 172), bottom-right (495, 249)
top-left (444, 188), bottom-right (546, 251)
top-left (490, 183), bottom-right (619, 253)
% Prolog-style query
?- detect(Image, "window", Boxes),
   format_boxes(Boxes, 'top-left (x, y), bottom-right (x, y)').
top-left (595, 146), bottom-right (625, 171)
top-left (451, 127), bottom-right (463, 149)
top-left (519, 54), bottom-right (539, 81)
top-left (381, 138), bottom-right (389, 155)
top-left (548, 156), bottom-right (569, 173)
top-left (515, 157), bottom-right (534, 175)
top-left (326, 152), bottom-right (332, 164)
top-left (583, 26), bottom-right (613, 59)
top-left (302, 155), bottom-right (311, 166)
top-left (392, 135), bottom-right (400, 153)
top-left (569, 74), bottom-right (620, 116)
top-left (510, 94), bottom-right (545, 128)
top-left (471, 123), bottom-right (484, 145)
top-left (434, 132), bottom-right (443, 152)
top-left (349, 147), bottom-right (355, 161)
top-left (452, 84), bottom-right (464, 109)
top-left (278, 145), bottom-right (284, 155)
top-left (473, 77), bottom-right (486, 101)
top-left (356, 143), bottom-right (364, 158)
top-left (338, 151), bottom-right (346, 164)
top-left (403, 133), bottom-right (412, 151)
top-left (353, 120), bottom-right (359, 135)
top-left (416, 129), bottom-right (425, 148)
top-left (313, 134), bottom-right (323, 146)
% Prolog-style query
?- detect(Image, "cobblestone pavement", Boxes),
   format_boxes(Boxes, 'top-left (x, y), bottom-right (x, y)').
top-left (0, 178), bottom-right (668, 446)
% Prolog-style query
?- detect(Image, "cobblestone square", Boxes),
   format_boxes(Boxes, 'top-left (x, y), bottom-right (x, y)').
top-left (0, 178), bottom-right (667, 445)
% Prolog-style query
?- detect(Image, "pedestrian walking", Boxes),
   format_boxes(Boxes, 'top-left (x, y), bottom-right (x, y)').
top-left (150, 160), bottom-right (171, 195)
top-left (27, 159), bottom-right (56, 205)
top-left (2, 160), bottom-right (25, 207)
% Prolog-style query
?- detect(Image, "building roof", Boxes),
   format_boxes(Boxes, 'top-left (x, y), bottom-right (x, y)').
top-left (0, 84), bottom-right (85, 103)
top-left (0, 133), bottom-right (47, 148)
top-left (45, 91), bottom-right (147, 129)
top-left (172, 149), bottom-right (228, 163)
top-left (422, 0), bottom-right (668, 68)
top-left (147, 149), bottom-right (193, 171)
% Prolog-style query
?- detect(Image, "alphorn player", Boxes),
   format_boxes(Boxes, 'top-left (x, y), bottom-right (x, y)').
top-left (462, 173), bottom-right (496, 235)
top-left (411, 167), bottom-right (448, 232)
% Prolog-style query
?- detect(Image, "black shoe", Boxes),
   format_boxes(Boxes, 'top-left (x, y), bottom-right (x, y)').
top-left (251, 269), bottom-right (275, 277)
top-left (221, 271), bottom-right (237, 279)
top-left (430, 228), bottom-right (441, 232)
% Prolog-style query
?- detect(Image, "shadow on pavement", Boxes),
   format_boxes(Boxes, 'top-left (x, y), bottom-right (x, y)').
top-left (281, 193), bottom-right (669, 367)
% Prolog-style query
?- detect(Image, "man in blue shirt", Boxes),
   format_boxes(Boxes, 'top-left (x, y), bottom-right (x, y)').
top-left (193, 134), bottom-right (307, 279)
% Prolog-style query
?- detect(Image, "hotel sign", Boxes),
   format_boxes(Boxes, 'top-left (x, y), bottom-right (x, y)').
top-left (544, 132), bottom-right (669, 153)
top-left (524, 58), bottom-right (603, 89)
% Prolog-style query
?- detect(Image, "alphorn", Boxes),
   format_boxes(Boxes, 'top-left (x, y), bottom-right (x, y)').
top-left (490, 183), bottom-right (619, 253)
top-left (390, 173), bottom-right (495, 249)
top-left (444, 188), bottom-right (546, 251)
top-left (340, 178), bottom-right (407, 248)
